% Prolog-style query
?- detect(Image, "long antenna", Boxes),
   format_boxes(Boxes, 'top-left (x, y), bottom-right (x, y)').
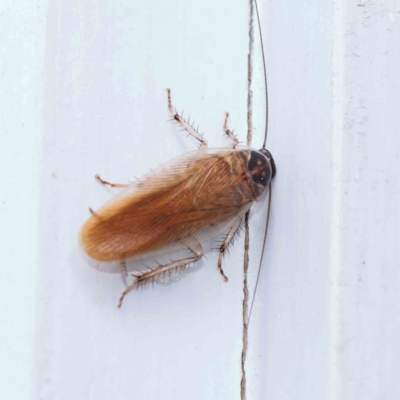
top-left (248, 182), bottom-right (272, 324)
top-left (246, 0), bottom-right (272, 324)
top-left (254, 0), bottom-right (269, 148)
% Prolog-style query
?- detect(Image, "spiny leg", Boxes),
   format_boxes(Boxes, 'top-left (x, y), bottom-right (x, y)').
top-left (118, 241), bottom-right (204, 308)
top-left (217, 215), bottom-right (244, 281)
top-left (120, 260), bottom-right (129, 287)
top-left (120, 260), bottom-right (128, 277)
top-left (223, 112), bottom-right (239, 147)
top-left (95, 174), bottom-right (129, 188)
top-left (166, 88), bottom-right (208, 149)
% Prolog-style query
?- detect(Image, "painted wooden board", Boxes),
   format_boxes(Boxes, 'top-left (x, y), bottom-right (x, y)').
top-left (1, 1), bottom-right (399, 399)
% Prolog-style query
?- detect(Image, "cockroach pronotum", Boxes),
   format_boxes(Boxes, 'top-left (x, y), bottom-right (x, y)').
top-left (79, 0), bottom-right (275, 312)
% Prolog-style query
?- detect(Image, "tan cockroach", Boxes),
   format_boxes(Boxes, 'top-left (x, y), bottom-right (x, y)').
top-left (79, 0), bottom-right (275, 309)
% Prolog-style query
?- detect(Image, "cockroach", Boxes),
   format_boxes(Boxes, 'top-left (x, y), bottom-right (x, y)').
top-left (79, 0), bottom-right (275, 310)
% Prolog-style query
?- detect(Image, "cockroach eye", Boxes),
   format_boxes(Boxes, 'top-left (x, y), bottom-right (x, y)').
top-left (260, 147), bottom-right (276, 179)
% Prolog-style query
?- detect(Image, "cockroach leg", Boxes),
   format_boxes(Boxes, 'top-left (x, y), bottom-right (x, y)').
top-left (118, 243), bottom-right (204, 308)
top-left (217, 215), bottom-right (244, 281)
top-left (166, 88), bottom-right (208, 149)
top-left (95, 174), bottom-right (128, 188)
top-left (120, 260), bottom-right (128, 277)
top-left (223, 112), bottom-right (239, 148)
top-left (120, 260), bottom-right (129, 287)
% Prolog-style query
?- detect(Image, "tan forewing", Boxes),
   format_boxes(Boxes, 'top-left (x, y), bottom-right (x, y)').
top-left (80, 148), bottom-right (255, 261)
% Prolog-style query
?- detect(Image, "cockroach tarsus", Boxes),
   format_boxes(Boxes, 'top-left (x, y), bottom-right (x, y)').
top-left (94, 174), bottom-right (128, 188)
top-left (167, 88), bottom-right (208, 149)
top-left (223, 112), bottom-right (240, 147)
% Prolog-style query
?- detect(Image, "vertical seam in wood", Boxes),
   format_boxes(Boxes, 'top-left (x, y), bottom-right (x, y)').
top-left (241, 1), bottom-right (255, 399)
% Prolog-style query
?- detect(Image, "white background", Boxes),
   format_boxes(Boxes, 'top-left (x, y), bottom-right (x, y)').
top-left (1, 0), bottom-right (400, 399)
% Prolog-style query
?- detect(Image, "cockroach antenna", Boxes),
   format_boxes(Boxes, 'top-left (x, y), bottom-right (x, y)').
top-left (249, 0), bottom-right (274, 325)
top-left (255, 0), bottom-right (270, 149)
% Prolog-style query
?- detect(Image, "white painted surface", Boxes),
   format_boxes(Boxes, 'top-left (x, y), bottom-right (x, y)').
top-left (0, 1), bottom-right (46, 399)
top-left (1, 1), bottom-right (399, 400)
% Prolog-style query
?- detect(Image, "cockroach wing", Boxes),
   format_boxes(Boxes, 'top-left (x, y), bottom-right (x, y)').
top-left (80, 148), bottom-right (256, 262)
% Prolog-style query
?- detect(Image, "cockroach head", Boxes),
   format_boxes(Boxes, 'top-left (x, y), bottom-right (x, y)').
top-left (259, 147), bottom-right (276, 179)
top-left (239, 147), bottom-right (275, 201)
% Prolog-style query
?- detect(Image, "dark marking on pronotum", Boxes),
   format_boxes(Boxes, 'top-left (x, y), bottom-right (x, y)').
top-left (247, 151), bottom-right (271, 186)
top-left (260, 147), bottom-right (276, 178)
